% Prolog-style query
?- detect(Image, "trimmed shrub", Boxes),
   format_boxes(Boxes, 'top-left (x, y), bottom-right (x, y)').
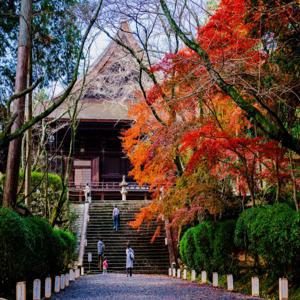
top-left (234, 203), bottom-right (300, 279)
top-left (0, 208), bottom-right (33, 295)
top-left (212, 219), bottom-right (237, 274)
top-left (180, 227), bottom-right (196, 269)
top-left (179, 230), bottom-right (188, 264)
top-left (0, 208), bottom-right (76, 297)
top-left (180, 220), bottom-right (237, 274)
top-left (22, 217), bottom-right (52, 278)
top-left (52, 228), bottom-right (76, 273)
top-left (234, 206), bottom-right (261, 255)
top-left (193, 222), bottom-right (213, 273)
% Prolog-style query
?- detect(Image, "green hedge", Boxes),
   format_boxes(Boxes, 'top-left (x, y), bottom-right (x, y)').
top-left (180, 204), bottom-right (300, 282)
top-left (180, 220), bottom-right (236, 274)
top-left (179, 227), bottom-right (196, 268)
top-left (0, 208), bottom-right (76, 297)
top-left (235, 203), bottom-right (300, 279)
top-left (193, 222), bottom-right (213, 273)
top-left (212, 220), bottom-right (237, 274)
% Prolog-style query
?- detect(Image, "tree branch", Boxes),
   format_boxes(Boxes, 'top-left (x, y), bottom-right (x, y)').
top-left (160, 0), bottom-right (300, 155)
top-left (0, 0), bottom-right (103, 147)
top-left (6, 77), bottom-right (43, 111)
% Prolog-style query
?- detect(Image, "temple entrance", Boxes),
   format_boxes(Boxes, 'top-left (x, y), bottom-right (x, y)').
top-left (74, 159), bottom-right (92, 187)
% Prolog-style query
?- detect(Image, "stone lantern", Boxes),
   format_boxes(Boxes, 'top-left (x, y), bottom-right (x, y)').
top-left (120, 175), bottom-right (128, 201)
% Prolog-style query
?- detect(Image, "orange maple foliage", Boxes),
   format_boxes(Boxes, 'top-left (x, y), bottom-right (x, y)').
top-left (123, 0), bottom-right (299, 235)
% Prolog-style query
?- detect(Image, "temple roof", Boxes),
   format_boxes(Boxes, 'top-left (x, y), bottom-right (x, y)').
top-left (40, 21), bottom-right (145, 122)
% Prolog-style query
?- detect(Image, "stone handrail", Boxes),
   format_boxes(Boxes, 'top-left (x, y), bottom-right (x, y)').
top-left (78, 202), bottom-right (89, 266)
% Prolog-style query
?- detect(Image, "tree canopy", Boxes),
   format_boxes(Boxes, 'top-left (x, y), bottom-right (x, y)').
top-left (0, 0), bottom-right (82, 103)
top-left (124, 0), bottom-right (300, 231)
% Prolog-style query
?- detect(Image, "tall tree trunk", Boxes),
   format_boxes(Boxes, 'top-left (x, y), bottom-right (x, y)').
top-left (3, 0), bottom-right (31, 208)
top-left (165, 219), bottom-right (177, 266)
top-left (25, 41), bottom-right (33, 206)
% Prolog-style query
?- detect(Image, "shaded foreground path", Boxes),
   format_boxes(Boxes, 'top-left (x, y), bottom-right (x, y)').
top-left (51, 273), bottom-right (260, 300)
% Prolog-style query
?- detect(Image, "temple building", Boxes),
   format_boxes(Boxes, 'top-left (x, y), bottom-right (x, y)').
top-left (39, 23), bottom-right (172, 273)
top-left (45, 22), bottom-right (149, 201)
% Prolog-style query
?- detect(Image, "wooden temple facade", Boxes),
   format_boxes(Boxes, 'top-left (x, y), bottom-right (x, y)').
top-left (45, 22), bottom-right (149, 201)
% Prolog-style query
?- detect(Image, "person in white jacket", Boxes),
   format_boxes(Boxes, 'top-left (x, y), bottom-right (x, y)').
top-left (126, 241), bottom-right (134, 277)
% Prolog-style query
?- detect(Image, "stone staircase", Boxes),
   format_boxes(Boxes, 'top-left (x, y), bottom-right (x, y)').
top-left (83, 201), bottom-right (169, 274)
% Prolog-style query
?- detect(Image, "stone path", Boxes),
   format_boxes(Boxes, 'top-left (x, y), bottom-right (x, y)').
top-left (51, 273), bottom-right (260, 300)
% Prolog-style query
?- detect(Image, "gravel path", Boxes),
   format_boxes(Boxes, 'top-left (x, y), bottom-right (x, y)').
top-left (51, 273), bottom-right (260, 300)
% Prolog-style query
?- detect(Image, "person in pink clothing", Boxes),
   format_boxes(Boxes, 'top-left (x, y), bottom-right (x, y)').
top-left (103, 257), bottom-right (108, 274)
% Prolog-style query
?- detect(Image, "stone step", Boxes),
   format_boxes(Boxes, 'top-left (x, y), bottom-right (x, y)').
top-left (83, 200), bottom-right (169, 274)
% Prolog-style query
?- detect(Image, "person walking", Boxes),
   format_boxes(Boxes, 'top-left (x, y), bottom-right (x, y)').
top-left (112, 204), bottom-right (120, 231)
top-left (126, 241), bottom-right (134, 277)
top-left (97, 238), bottom-right (105, 272)
top-left (84, 183), bottom-right (91, 202)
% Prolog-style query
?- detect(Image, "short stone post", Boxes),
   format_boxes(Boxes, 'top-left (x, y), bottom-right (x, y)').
top-left (54, 276), bottom-right (60, 293)
top-left (168, 268), bottom-right (172, 276)
top-left (172, 268), bottom-right (176, 278)
top-left (44, 277), bottom-right (51, 298)
top-left (227, 274), bottom-right (234, 291)
top-left (191, 270), bottom-right (196, 281)
top-left (212, 272), bottom-right (218, 287)
top-left (172, 262), bottom-right (176, 278)
top-left (201, 271), bottom-right (207, 284)
top-left (65, 274), bottom-right (70, 287)
top-left (69, 269), bottom-right (75, 281)
top-left (251, 276), bottom-right (259, 297)
top-left (279, 278), bottom-right (288, 300)
top-left (16, 281), bottom-right (26, 300)
top-left (177, 269), bottom-right (181, 278)
top-left (183, 267), bottom-right (187, 280)
top-left (81, 267), bottom-right (85, 276)
top-left (33, 279), bottom-right (41, 300)
top-left (75, 268), bottom-right (80, 279)
top-left (120, 175), bottom-right (128, 201)
top-left (60, 275), bottom-right (65, 290)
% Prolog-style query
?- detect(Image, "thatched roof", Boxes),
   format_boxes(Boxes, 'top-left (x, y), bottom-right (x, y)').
top-left (39, 21), bottom-right (145, 122)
